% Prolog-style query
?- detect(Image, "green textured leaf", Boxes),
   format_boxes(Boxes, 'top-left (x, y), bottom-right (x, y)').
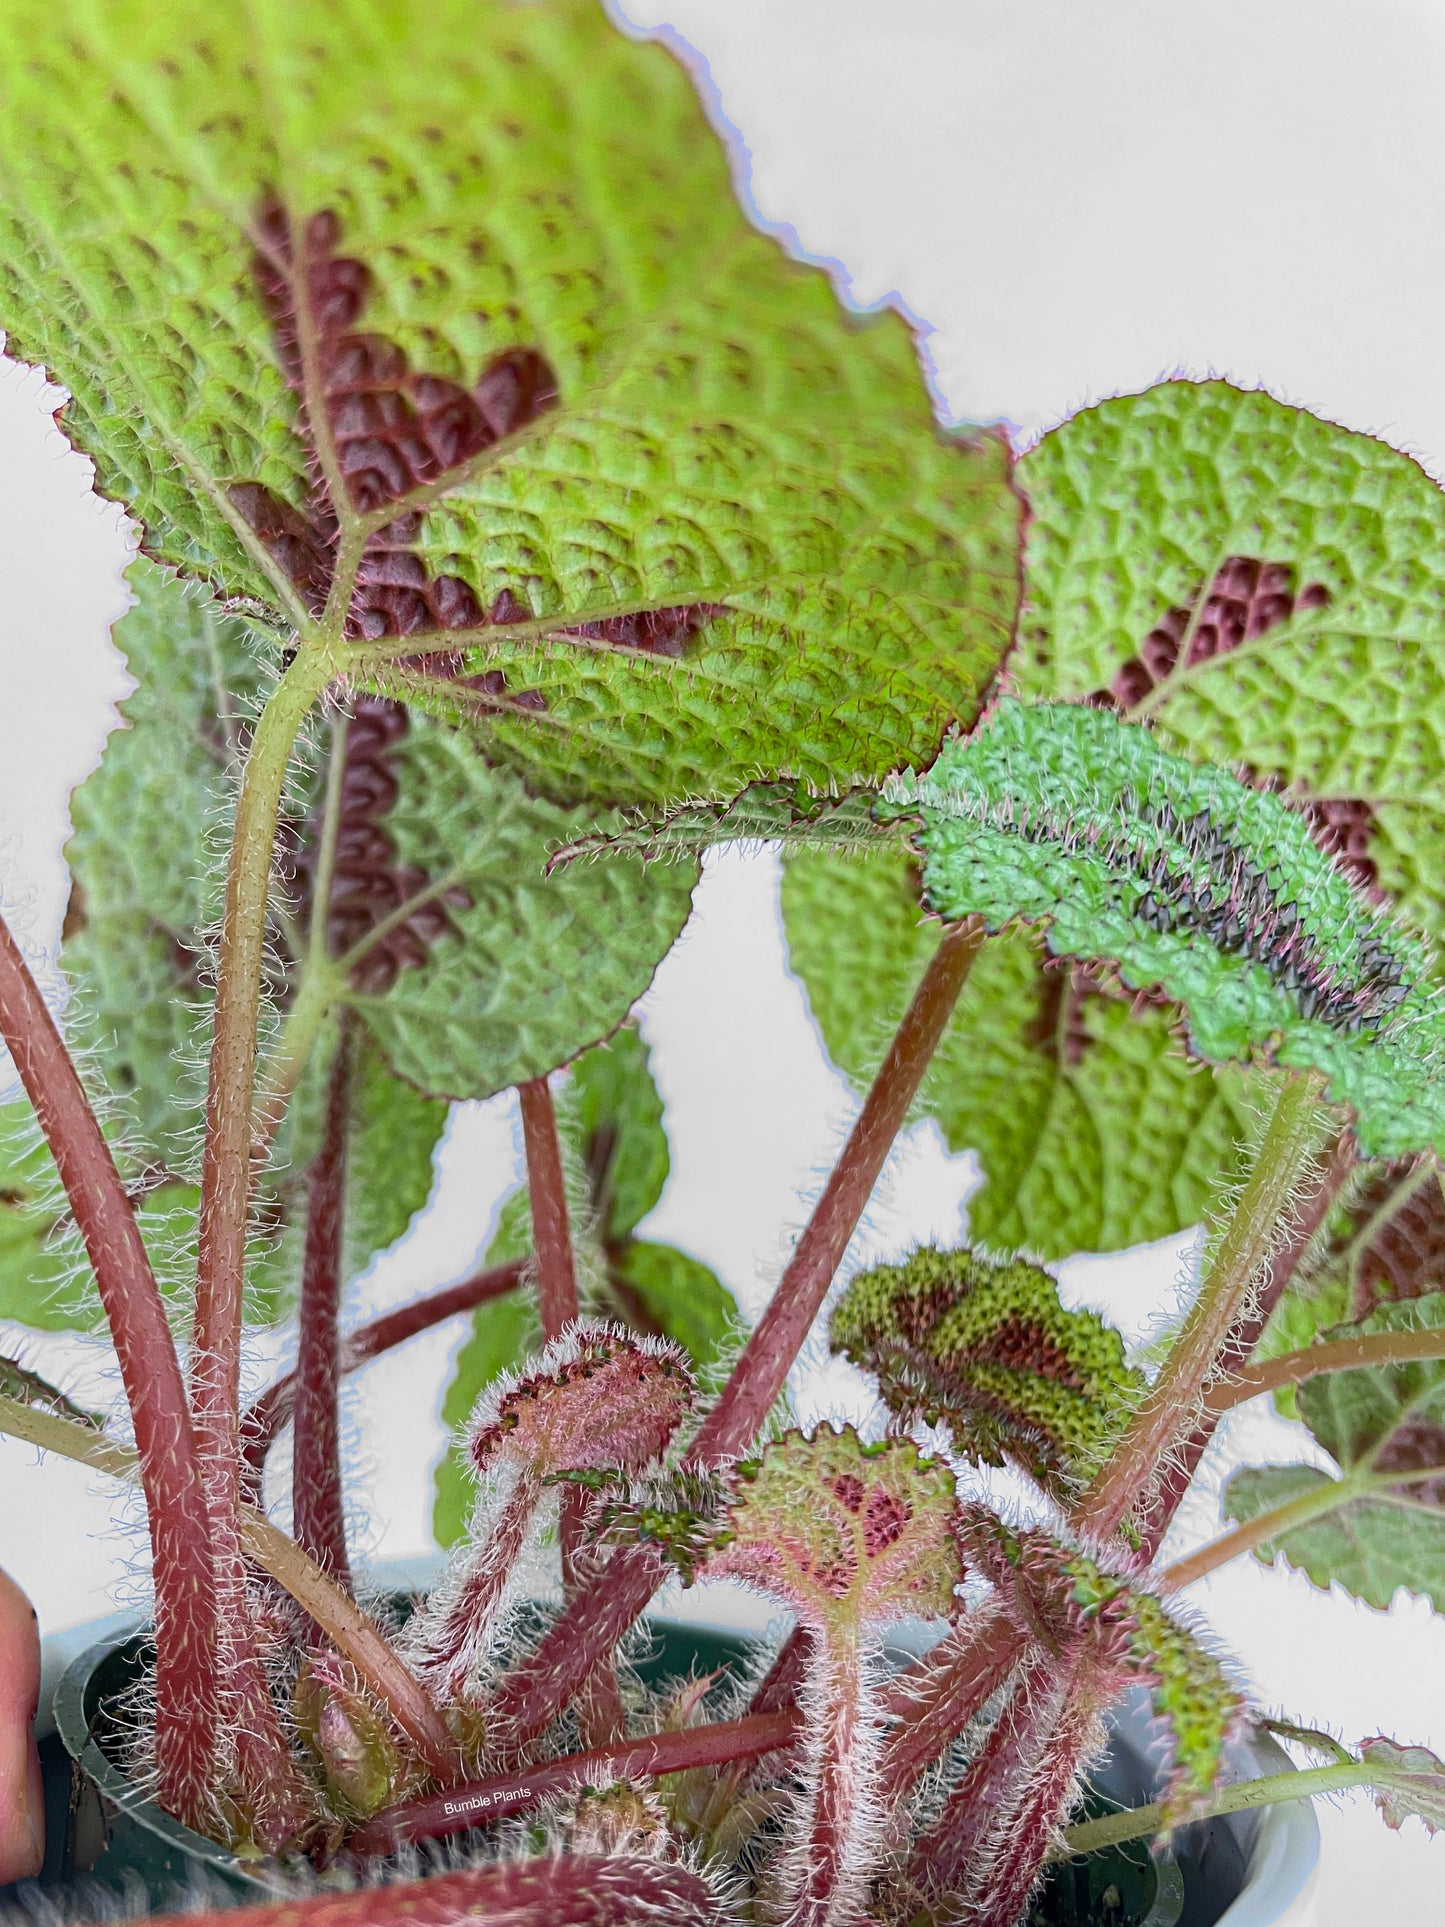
top-left (830, 1245), bottom-right (1143, 1498)
top-left (899, 699), bottom-right (1445, 1157)
top-left (350, 721), bottom-right (697, 1098)
top-left (1223, 1295), bottom-right (1445, 1611)
top-left (552, 1021), bottom-right (666, 1244)
top-left (611, 1240), bottom-right (737, 1376)
top-left (0, 0), bottom-right (1021, 806)
top-left (1359, 1737), bottom-right (1445, 1833)
top-left (1015, 379), bottom-right (1445, 939)
top-left (781, 850), bottom-right (1252, 1256)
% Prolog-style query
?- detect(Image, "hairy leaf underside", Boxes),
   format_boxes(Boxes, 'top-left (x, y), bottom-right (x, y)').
top-left (897, 699), bottom-right (1445, 1156)
top-left (0, 0), bottom-right (1022, 805)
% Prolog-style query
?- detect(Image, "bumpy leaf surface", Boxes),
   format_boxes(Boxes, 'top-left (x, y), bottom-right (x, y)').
top-left (958, 1509), bottom-right (1243, 1811)
top-left (1015, 380), bottom-right (1445, 940)
top-left (0, 0), bottom-right (1021, 805)
top-left (898, 699), bottom-right (1445, 1157)
top-left (782, 851), bottom-right (1252, 1255)
top-left (706, 1424), bottom-right (960, 1632)
top-left (1224, 1294), bottom-right (1445, 1611)
top-left (831, 1245), bottom-right (1142, 1497)
top-left (361, 725), bottom-right (696, 1097)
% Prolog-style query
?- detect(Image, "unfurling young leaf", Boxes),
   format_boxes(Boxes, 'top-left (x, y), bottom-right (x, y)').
top-left (1224, 1293), bottom-right (1445, 1611)
top-left (1359, 1737), bottom-right (1445, 1834)
top-left (830, 1244), bottom-right (1143, 1498)
top-left (410, 1322), bottom-right (692, 1698)
top-left (703, 1426), bottom-right (960, 1927)
top-left (707, 1424), bottom-right (960, 1634)
top-left (957, 1510), bottom-right (1245, 1817)
top-left (894, 699), bottom-right (1445, 1156)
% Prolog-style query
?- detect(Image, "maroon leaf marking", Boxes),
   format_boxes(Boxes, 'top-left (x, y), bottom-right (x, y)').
top-left (1093, 556), bottom-right (1331, 712)
top-left (1027, 957), bottom-right (1172, 1073)
top-left (235, 198), bottom-right (724, 675)
top-left (1330, 1157), bottom-right (1445, 1315)
top-left (288, 695), bottom-right (469, 995)
top-left (1300, 794), bottom-right (1383, 899)
top-left (1091, 556), bottom-right (1387, 895)
top-left (236, 198), bottom-right (557, 642)
top-left (1373, 1415), bottom-right (1445, 1506)
top-left (557, 603), bottom-right (729, 658)
top-left (964, 1316), bottom-right (1086, 1390)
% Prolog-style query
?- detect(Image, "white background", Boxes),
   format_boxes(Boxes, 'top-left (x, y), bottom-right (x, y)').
top-left (2, 3), bottom-right (1444, 1920)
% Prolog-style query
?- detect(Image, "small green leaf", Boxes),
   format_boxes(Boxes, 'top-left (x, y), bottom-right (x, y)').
top-left (612, 1241), bottom-right (737, 1377)
top-left (567, 1026), bottom-right (669, 1244)
top-left (898, 699), bottom-right (1445, 1157)
top-left (782, 850), bottom-right (1253, 1256)
top-left (1016, 379), bottom-right (1445, 940)
top-left (830, 1245), bottom-right (1143, 1499)
top-left (1224, 1295), bottom-right (1445, 1611)
top-left (1359, 1737), bottom-right (1445, 1833)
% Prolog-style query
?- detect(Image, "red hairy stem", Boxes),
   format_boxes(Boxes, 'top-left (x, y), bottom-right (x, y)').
top-left (966, 1660), bottom-right (1114, 1927)
top-left (293, 1017), bottom-right (354, 1589)
top-left (239, 1261), bottom-right (525, 1503)
top-left (793, 1637), bottom-right (876, 1927)
top-left (516, 1075), bottom-right (624, 1742)
top-left (0, 913), bottom-right (218, 1825)
top-left (750, 1624), bottom-right (813, 1717)
top-left (354, 1707), bottom-right (800, 1853)
top-left (1133, 1126), bottom-right (1355, 1559)
top-left (875, 1601), bottom-right (1026, 1805)
top-left (518, 1075), bottom-right (579, 1340)
top-left (907, 1643), bottom-right (1077, 1892)
top-left (485, 928), bottom-right (983, 1752)
top-left (144, 1852), bottom-right (728, 1927)
top-left (421, 1471), bottom-right (540, 1702)
top-left (483, 1542), bottom-right (665, 1749)
top-left (691, 920), bottom-right (983, 1466)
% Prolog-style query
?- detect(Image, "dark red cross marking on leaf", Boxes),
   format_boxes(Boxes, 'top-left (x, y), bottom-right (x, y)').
top-left (234, 199), bottom-right (723, 670)
top-left (1091, 555), bottom-right (1383, 897)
